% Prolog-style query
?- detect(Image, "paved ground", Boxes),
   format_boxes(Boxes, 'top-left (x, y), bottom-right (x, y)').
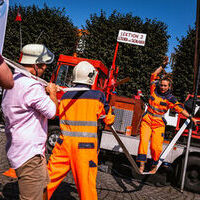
top-left (1, 131), bottom-right (200, 200)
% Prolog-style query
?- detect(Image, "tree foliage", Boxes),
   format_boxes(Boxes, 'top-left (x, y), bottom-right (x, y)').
top-left (172, 28), bottom-right (195, 102)
top-left (3, 4), bottom-right (78, 81)
top-left (81, 10), bottom-right (170, 97)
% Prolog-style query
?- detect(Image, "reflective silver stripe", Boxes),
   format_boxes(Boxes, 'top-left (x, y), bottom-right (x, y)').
top-left (148, 104), bottom-right (166, 113)
top-left (150, 80), bottom-right (158, 85)
top-left (61, 130), bottom-right (97, 138)
top-left (99, 115), bottom-right (106, 119)
top-left (61, 87), bottom-right (90, 92)
top-left (147, 110), bottom-right (164, 118)
top-left (60, 120), bottom-right (97, 126)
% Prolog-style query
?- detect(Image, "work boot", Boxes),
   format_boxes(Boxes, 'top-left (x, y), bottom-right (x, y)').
top-left (150, 165), bottom-right (157, 174)
top-left (139, 161), bottom-right (145, 173)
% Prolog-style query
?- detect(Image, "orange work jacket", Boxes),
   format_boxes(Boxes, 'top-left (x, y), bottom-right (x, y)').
top-left (59, 85), bottom-right (114, 137)
top-left (147, 73), bottom-right (184, 119)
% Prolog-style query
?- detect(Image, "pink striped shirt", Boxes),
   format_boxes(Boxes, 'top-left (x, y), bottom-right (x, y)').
top-left (1, 72), bottom-right (56, 169)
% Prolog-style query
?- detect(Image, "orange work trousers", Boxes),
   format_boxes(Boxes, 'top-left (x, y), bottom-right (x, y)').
top-left (47, 134), bottom-right (98, 200)
top-left (137, 113), bottom-right (165, 165)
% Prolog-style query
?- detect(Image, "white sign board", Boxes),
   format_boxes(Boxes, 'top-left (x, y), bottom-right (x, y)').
top-left (117, 30), bottom-right (147, 46)
top-left (0, 0), bottom-right (9, 54)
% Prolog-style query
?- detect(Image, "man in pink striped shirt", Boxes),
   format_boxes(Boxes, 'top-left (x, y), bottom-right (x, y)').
top-left (1, 44), bottom-right (58, 200)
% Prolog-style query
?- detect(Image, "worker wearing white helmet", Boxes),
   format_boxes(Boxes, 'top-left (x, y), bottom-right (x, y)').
top-left (19, 43), bottom-right (55, 76)
top-left (72, 61), bottom-right (97, 85)
top-left (46, 61), bottom-right (115, 200)
top-left (2, 44), bottom-right (58, 200)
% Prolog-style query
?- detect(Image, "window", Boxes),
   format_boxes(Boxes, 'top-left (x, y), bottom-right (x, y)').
top-left (56, 65), bottom-right (74, 87)
top-left (97, 69), bottom-right (107, 89)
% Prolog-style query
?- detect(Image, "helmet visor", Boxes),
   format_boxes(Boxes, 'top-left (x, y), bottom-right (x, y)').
top-left (35, 45), bottom-right (55, 64)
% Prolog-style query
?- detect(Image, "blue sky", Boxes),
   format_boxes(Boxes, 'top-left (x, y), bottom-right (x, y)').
top-left (10, 0), bottom-right (196, 70)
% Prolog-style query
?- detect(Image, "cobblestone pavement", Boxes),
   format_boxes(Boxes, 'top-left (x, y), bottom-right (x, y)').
top-left (1, 131), bottom-right (200, 200)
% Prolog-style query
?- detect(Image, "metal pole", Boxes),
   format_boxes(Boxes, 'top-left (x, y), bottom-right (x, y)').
top-left (111, 42), bottom-right (119, 70)
top-left (110, 125), bottom-right (141, 174)
top-left (193, 0), bottom-right (200, 91)
top-left (106, 42), bottom-right (119, 101)
top-left (35, 30), bottom-right (44, 43)
top-left (181, 0), bottom-right (200, 192)
top-left (19, 22), bottom-right (22, 50)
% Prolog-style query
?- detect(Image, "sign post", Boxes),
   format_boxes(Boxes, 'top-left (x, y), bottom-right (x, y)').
top-left (106, 30), bottom-right (147, 101)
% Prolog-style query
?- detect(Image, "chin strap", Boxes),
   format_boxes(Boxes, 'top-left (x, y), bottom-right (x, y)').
top-left (33, 64), bottom-right (38, 76)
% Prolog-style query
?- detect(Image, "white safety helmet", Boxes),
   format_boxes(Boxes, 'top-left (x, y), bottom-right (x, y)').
top-left (73, 61), bottom-right (97, 85)
top-left (20, 44), bottom-right (54, 64)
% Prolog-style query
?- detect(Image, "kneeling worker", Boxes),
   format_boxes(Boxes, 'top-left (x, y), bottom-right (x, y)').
top-left (46, 61), bottom-right (115, 200)
top-left (137, 57), bottom-right (197, 174)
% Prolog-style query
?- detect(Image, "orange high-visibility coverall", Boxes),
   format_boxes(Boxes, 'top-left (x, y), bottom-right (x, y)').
top-left (137, 73), bottom-right (184, 165)
top-left (2, 168), bottom-right (17, 178)
top-left (47, 85), bottom-right (114, 200)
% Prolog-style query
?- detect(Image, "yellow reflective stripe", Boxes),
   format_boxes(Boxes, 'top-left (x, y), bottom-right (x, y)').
top-left (148, 104), bottom-right (167, 113)
top-left (61, 130), bottom-right (97, 138)
top-left (60, 119), bottom-right (97, 126)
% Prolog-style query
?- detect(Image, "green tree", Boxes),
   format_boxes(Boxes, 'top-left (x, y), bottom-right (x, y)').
top-left (81, 10), bottom-right (170, 97)
top-left (3, 4), bottom-right (78, 81)
top-left (172, 27), bottom-right (195, 102)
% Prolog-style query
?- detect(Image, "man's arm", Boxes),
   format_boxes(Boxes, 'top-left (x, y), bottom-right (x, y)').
top-left (45, 83), bottom-right (58, 118)
top-left (0, 55), bottom-right (14, 89)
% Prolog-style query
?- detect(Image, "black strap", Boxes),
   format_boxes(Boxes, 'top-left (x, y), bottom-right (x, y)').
top-left (59, 91), bottom-right (86, 119)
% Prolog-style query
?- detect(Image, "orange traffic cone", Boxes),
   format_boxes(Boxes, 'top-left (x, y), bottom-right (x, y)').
top-left (2, 168), bottom-right (17, 178)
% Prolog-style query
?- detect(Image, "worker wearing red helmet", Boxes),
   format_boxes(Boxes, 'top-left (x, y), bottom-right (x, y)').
top-left (46, 61), bottom-right (115, 200)
top-left (137, 57), bottom-right (197, 174)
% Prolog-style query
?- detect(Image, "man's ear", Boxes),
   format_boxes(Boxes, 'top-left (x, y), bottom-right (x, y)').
top-left (33, 64), bottom-right (39, 76)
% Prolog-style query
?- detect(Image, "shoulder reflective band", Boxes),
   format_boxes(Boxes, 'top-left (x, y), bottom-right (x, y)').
top-left (150, 80), bottom-right (158, 85)
top-left (61, 87), bottom-right (90, 92)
